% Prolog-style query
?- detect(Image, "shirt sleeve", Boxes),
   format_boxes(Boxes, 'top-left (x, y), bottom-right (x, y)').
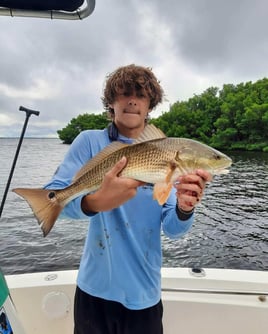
top-left (161, 187), bottom-right (194, 239)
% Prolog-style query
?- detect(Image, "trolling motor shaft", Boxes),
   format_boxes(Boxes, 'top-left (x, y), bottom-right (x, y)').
top-left (0, 106), bottom-right (40, 218)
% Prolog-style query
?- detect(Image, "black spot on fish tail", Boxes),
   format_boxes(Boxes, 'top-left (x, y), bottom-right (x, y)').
top-left (48, 191), bottom-right (56, 199)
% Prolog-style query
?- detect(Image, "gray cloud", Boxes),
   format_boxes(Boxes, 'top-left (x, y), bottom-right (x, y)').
top-left (0, 0), bottom-right (268, 137)
top-left (148, 0), bottom-right (268, 76)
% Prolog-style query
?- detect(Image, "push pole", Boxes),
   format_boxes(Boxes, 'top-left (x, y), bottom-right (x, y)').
top-left (0, 106), bottom-right (40, 218)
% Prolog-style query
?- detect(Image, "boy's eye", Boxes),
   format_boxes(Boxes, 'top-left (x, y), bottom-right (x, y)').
top-left (118, 91), bottom-right (131, 97)
top-left (119, 91), bottom-right (147, 98)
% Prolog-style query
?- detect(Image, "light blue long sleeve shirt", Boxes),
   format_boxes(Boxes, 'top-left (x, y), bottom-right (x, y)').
top-left (45, 128), bottom-right (194, 310)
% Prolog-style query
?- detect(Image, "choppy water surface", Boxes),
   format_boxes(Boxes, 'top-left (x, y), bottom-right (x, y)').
top-left (0, 138), bottom-right (267, 274)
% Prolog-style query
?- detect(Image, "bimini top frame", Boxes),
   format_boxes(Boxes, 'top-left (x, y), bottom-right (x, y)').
top-left (0, 0), bottom-right (95, 20)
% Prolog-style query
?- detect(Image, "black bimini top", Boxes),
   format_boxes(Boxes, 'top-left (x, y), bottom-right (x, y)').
top-left (0, 0), bottom-right (84, 11)
top-left (0, 0), bottom-right (95, 19)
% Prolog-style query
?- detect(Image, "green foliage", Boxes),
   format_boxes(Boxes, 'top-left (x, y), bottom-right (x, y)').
top-left (151, 87), bottom-right (221, 144)
top-left (58, 78), bottom-right (268, 151)
top-left (151, 78), bottom-right (268, 152)
top-left (57, 112), bottom-right (109, 144)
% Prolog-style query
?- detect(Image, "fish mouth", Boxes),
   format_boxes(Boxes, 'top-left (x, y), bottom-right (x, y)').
top-left (205, 157), bottom-right (232, 175)
top-left (215, 167), bottom-right (231, 175)
top-left (214, 161), bottom-right (232, 175)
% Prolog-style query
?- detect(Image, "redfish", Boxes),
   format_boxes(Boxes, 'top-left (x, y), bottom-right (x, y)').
top-left (13, 125), bottom-right (232, 236)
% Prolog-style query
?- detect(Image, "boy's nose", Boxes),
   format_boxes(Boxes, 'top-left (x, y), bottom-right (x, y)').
top-left (128, 97), bottom-right (137, 106)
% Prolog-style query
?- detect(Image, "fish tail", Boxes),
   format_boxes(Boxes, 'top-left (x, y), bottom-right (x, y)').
top-left (12, 188), bottom-right (63, 237)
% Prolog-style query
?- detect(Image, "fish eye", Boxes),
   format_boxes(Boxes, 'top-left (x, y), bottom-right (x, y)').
top-left (214, 154), bottom-right (222, 160)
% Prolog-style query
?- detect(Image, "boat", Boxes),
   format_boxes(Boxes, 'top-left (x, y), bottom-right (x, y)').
top-left (4, 267), bottom-right (268, 334)
top-left (0, 3), bottom-right (267, 333)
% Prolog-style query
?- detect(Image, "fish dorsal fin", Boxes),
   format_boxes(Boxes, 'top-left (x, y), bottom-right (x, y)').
top-left (73, 141), bottom-right (129, 181)
top-left (133, 124), bottom-right (166, 144)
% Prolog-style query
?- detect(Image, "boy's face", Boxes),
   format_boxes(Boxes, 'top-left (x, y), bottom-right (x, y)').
top-left (109, 89), bottom-right (151, 137)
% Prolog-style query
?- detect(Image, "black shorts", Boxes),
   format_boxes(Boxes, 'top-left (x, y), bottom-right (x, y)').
top-left (74, 286), bottom-right (163, 334)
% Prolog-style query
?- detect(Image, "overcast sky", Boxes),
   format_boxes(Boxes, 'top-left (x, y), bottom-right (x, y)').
top-left (0, 0), bottom-right (267, 137)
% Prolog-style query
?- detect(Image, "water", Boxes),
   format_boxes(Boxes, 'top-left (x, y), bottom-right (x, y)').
top-left (0, 138), bottom-right (267, 275)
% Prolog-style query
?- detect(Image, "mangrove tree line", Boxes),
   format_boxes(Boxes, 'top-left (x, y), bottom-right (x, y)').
top-left (58, 78), bottom-right (268, 151)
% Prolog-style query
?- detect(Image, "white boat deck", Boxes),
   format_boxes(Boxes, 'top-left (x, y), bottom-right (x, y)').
top-left (6, 267), bottom-right (268, 334)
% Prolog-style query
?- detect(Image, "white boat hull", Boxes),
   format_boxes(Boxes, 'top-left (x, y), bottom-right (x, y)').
top-left (6, 268), bottom-right (268, 334)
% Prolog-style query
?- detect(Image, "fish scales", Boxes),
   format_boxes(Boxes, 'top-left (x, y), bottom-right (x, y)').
top-left (70, 139), bottom-right (173, 191)
top-left (120, 139), bottom-right (176, 182)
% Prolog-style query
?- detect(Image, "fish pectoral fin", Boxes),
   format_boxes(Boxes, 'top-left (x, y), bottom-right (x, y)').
top-left (153, 182), bottom-right (173, 205)
top-left (166, 161), bottom-right (177, 183)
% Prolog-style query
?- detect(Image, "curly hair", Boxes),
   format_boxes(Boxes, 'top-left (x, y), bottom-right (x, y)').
top-left (102, 64), bottom-right (164, 114)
